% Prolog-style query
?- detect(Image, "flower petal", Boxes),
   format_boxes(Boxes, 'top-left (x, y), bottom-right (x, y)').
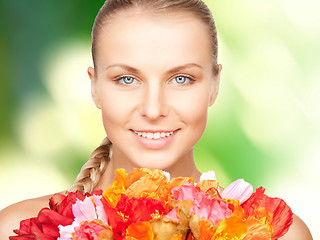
top-left (72, 197), bottom-right (97, 223)
top-left (199, 171), bottom-right (216, 181)
top-left (164, 208), bottom-right (179, 222)
top-left (125, 221), bottom-right (154, 240)
top-left (214, 215), bottom-right (247, 239)
top-left (171, 182), bottom-right (197, 201)
top-left (221, 179), bottom-right (253, 204)
top-left (103, 169), bottom-right (127, 208)
top-left (243, 216), bottom-right (271, 240)
top-left (161, 170), bottom-right (171, 181)
top-left (241, 187), bottom-right (293, 239)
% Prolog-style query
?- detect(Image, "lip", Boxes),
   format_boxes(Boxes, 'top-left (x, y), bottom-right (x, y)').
top-left (131, 129), bottom-right (180, 150)
top-left (132, 129), bottom-right (176, 133)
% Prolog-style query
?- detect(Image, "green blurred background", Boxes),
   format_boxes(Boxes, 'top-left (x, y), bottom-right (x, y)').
top-left (0, 0), bottom-right (319, 237)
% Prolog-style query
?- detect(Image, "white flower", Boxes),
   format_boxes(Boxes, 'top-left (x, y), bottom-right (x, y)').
top-left (200, 171), bottom-right (216, 181)
top-left (161, 170), bottom-right (171, 181)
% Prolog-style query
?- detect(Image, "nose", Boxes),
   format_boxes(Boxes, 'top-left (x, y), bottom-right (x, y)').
top-left (138, 82), bottom-right (169, 120)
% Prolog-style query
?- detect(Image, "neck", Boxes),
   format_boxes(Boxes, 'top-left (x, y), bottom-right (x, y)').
top-left (94, 148), bottom-right (202, 191)
top-left (162, 150), bottom-right (202, 182)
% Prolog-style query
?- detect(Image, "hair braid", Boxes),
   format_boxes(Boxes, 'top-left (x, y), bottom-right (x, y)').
top-left (68, 137), bottom-right (112, 194)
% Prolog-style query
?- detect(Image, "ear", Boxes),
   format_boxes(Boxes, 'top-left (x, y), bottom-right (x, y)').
top-left (209, 64), bottom-right (222, 106)
top-left (88, 66), bottom-right (101, 109)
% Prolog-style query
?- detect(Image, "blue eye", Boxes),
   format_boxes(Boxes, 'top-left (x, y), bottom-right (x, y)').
top-left (172, 75), bottom-right (193, 84)
top-left (116, 76), bottom-right (137, 85)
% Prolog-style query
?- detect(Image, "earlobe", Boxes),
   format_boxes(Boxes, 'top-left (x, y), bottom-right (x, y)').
top-left (209, 64), bottom-right (222, 106)
top-left (88, 67), bottom-right (101, 109)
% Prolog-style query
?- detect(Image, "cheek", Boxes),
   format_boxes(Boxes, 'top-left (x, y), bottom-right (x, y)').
top-left (99, 89), bottom-right (135, 133)
top-left (170, 88), bottom-right (210, 129)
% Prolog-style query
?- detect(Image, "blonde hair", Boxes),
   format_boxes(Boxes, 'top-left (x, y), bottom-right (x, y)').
top-left (68, 137), bottom-right (111, 193)
top-left (92, 0), bottom-right (219, 75)
top-left (69, 0), bottom-right (218, 194)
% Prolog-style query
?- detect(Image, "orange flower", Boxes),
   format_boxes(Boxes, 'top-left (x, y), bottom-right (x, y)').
top-left (252, 207), bottom-right (273, 235)
top-left (199, 202), bottom-right (271, 240)
top-left (213, 216), bottom-right (247, 239)
top-left (198, 220), bottom-right (216, 240)
top-left (196, 180), bottom-right (219, 195)
top-left (243, 217), bottom-right (271, 240)
top-left (103, 168), bottom-right (193, 207)
top-left (125, 221), bottom-right (154, 240)
top-left (224, 199), bottom-right (246, 220)
top-left (173, 236), bottom-right (183, 240)
top-left (125, 168), bottom-right (169, 201)
top-left (103, 169), bottom-right (127, 208)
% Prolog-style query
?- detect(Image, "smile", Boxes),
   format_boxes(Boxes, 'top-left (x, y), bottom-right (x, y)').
top-left (133, 130), bottom-right (174, 139)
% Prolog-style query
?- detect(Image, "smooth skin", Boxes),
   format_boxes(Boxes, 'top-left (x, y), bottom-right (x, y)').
top-left (90, 10), bottom-right (219, 189)
top-left (0, 9), bottom-right (313, 239)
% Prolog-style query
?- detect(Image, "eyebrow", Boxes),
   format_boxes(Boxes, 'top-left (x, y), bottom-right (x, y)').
top-left (106, 64), bottom-right (141, 74)
top-left (167, 63), bottom-right (203, 75)
top-left (105, 63), bottom-right (203, 75)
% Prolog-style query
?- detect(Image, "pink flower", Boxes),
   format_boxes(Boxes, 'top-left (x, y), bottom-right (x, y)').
top-left (58, 195), bottom-right (108, 240)
top-left (93, 195), bottom-right (108, 224)
top-left (221, 179), bottom-right (253, 204)
top-left (73, 221), bottom-right (106, 240)
top-left (172, 182), bottom-right (231, 224)
top-left (72, 197), bottom-right (97, 222)
top-left (164, 208), bottom-right (179, 222)
top-left (171, 182), bottom-right (198, 201)
top-left (72, 195), bottom-right (108, 224)
top-left (191, 193), bottom-right (231, 224)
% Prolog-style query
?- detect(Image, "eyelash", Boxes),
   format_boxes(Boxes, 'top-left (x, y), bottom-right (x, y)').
top-left (114, 75), bottom-right (140, 85)
top-left (113, 74), bottom-right (196, 86)
top-left (170, 74), bottom-right (195, 85)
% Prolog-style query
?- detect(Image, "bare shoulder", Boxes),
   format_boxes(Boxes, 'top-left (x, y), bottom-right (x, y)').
top-left (281, 214), bottom-right (313, 239)
top-left (0, 194), bottom-right (57, 239)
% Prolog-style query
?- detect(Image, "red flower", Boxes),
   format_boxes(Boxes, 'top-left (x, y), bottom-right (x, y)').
top-left (103, 194), bottom-right (166, 240)
top-left (10, 218), bottom-right (55, 240)
top-left (11, 191), bottom-right (103, 239)
top-left (241, 187), bottom-right (293, 239)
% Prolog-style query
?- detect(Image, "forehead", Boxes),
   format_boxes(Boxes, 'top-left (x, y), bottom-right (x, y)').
top-left (95, 9), bottom-right (212, 70)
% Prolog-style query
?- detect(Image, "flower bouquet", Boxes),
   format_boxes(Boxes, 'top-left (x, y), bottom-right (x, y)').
top-left (10, 168), bottom-right (293, 240)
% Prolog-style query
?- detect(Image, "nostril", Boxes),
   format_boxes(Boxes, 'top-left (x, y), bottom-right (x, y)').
top-left (139, 100), bottom-right (168, 119)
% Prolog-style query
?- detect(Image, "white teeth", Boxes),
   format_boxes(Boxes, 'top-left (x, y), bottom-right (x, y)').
top-left (154, 132), bottom-right (161, 139)
top-left (134, 130), bottom-right (174, 139)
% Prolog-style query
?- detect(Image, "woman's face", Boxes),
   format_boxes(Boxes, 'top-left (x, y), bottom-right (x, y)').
top-left (89, 9), bottom-right (221, 170)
